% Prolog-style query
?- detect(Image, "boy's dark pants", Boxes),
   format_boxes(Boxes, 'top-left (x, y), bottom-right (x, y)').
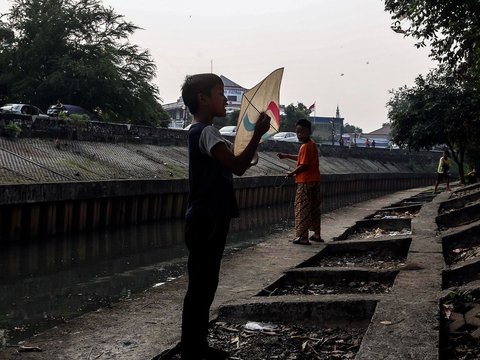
top-left (181, 216), bottom-right (231, 358)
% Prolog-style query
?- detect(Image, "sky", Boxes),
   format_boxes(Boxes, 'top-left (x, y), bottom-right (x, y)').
top-left (2, 0), bottom-right (437, 132)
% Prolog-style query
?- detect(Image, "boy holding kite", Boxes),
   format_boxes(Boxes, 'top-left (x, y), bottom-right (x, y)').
top-left (180, 73), bottom-right (270, 360)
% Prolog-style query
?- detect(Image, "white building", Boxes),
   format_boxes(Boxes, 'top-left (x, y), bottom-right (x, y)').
top-left (163, 75), bottom-right (246, 128)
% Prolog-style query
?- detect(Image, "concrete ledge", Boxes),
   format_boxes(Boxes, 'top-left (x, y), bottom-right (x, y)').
top-left (354, 191), bottom-right (446, 360)
top-left (218, 297), bottom-right (378, 328)
top-left (437, 202), bottom-right (480, 228)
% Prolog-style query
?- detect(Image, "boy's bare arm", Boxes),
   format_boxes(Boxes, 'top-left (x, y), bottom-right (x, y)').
top-left (287, 164), bottom-right (307, 177)
top-left (211, 113), bottom-right (270, 176)
top-left (277, 153), bottom-right (298, 161)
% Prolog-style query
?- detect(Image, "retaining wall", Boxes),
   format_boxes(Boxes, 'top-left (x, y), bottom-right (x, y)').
top-left (0, 114), bottom-right (436, 242)
top-left (0, 173), bottom-right (433, 242)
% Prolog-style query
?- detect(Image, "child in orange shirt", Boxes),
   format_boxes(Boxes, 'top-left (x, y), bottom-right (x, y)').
top-left (277, 119), bottom-right (322, 245)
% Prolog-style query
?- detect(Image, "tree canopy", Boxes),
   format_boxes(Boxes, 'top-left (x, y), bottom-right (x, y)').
top-left (0, 0), bottom-right (169, 127)
top-left (281, 102), bottom-right (310, 132)
top-left (384, 0), bottom-right (480, 72)
top-left (385, 0), bottom-right (480, 179)
top-left (343, 123), bottom-right (363, 134)
top-left (387, 68), bottom-right (480, 181)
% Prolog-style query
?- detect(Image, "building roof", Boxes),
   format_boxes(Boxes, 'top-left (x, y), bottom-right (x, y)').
top-left (310, 116), bottom-right (344, 124)
top-left (220, 75), bottom-right (245, 89)
top-left (365, 123), bottom-right (391, 136)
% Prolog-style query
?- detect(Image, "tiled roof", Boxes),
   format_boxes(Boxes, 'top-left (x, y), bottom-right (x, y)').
top-left (365, 124), bottom-right (391, 136)
top-left (220, 75), bottom-right (245, 89)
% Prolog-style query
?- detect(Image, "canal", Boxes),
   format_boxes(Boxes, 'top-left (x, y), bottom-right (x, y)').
top-left (0, 204), bottom-right (293, 345)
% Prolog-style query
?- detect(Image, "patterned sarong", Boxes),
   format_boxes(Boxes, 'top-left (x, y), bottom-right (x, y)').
top-left (294, 182), bottom-right (321, 238)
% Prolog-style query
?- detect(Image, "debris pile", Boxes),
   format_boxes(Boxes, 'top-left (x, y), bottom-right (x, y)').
top-left (309, 251), bottom-right (405, 270)
top-left (441, 291), bottom-right (480, 359)
top-left (448, 246), bottom-right (480, 265)
top-left (266, 281), bottom-right (391, 296)
top-left (373, 211), bottom-right (416, 219)
top-left (357, 228), bottom-right (412, 239)
top-left (449, 188), bottom-right (479, 199)
top-left (207, 320), bottom-right (364, 360)
top-left (440, 196), bottom-right (480, 215)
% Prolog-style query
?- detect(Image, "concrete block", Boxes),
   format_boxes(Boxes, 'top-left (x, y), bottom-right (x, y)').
top-left (449, 311), bottom-right (465, 333)
top-left (464, 304), bottom-right (480, 327)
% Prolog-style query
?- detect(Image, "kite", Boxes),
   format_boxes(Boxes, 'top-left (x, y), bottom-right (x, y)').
top-left (233, 68), bottom-right (284, 156)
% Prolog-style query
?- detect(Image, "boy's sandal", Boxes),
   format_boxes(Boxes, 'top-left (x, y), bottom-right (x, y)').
top-left (309, 235), bottom-right (325, 242)
top-left (293, 237), bottom-right (311, 245)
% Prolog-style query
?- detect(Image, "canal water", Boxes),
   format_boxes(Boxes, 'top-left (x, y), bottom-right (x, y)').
top-left (0, 204), bottom-right (294, 345)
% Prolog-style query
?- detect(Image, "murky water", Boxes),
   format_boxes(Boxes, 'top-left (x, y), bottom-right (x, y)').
top-left (0, 204), bottom-right (293, 344)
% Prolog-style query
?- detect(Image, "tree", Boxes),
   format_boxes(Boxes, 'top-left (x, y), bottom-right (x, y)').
top-left (343, 123), bottom-right (363, 134)
top-left (0, 0), bottom-right (169, 127)
top-left (387, 68), bottom-right (480, 182)
top-left (281, 103), bottom-right (310, 131)
top-left (384, 0), bottom-right (480, 72)
top-left (214, 110), bottom-right (240, 128)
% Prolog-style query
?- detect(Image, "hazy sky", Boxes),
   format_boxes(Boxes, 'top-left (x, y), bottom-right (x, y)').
top-left (2, 0), bottom-right (436, 132)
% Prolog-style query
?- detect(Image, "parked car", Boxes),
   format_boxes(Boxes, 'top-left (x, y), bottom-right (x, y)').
top-left (47, 104), bottom-right (96, 120)
top-left (271, 132), bottom-right (298, 142)
top-left (219, 125), bottom-right (237, 137)
top-left (0, 103), bottom-right (50, 119)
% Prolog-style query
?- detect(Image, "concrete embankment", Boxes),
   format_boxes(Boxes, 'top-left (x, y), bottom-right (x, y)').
top-left (0, 130), bottom-right (437, 241)
top-left (0, 188), bottom-right (429, 360)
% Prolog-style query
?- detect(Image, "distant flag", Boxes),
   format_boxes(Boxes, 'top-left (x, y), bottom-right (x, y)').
top-left (308, 102), bottom-right (315, 112)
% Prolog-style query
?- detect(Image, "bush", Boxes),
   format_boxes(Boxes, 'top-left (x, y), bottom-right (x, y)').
top-left (68, 113), bottom-right (89, 127)
top-left (3, 122), bottom-right (22, 138)
top-left (62, 113), bottom-right (88, 128)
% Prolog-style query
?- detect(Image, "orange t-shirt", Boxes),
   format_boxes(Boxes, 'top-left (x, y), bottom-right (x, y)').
top-left (295, 139), bottom-right (320, 183)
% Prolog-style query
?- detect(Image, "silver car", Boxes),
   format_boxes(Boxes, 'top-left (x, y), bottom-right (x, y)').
top-left (271, 132), bottom-right (298, 142)
top-left (219, 126), bottom-right (237, 137)
top-left (0, 103), bottom-right (50, 118)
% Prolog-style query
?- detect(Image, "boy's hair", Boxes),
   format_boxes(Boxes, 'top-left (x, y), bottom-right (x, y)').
top-left (181, 73), bottom-right (223, 115)
top-left (296, 118), bottom-right (312, 132)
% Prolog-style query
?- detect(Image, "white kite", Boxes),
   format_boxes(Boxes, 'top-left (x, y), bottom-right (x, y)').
top-left (233, 68), bottom-right (284, 156)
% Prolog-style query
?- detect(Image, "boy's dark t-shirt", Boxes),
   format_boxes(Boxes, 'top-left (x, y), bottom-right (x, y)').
top-left (186, 122), bottom-right (239, 219)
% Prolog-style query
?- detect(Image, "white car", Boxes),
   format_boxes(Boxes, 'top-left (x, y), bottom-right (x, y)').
top-left (219, 126), bottom-right (237, 137)
top-left (0, 103), bottom-right (50, 119)
top-left (271, 132), bottom-right (298, 142)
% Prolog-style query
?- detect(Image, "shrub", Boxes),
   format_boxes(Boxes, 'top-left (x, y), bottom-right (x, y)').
top-left (3, 122), bottom-right (22, 138)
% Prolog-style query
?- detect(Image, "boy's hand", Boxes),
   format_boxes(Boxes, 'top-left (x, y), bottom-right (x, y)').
top-left (254, 112), bottom-right (271, 137)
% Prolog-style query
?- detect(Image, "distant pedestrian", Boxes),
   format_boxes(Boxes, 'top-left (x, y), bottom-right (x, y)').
top-left (371, 139), bottom-right (376, 148)
top-left (466, 168), bottom-right (478, 184)
top-left (434, 149), bottom-right (452, 193)
top-left (277, 119), bottom-right (323, 245)
top-left (365, 138), bottom-right (370, 147)
top-left (179, 73), bottom-right (270, 360)
top-left (339, 137), bottom-right (344, 147)
top-left (55, 99), bottom-right (63, 109)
